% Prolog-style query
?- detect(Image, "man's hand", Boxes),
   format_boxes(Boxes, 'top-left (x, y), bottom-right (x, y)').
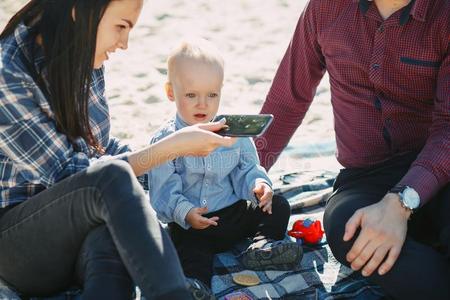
top-left (253, 182), bottom-right (274, 214)
top-left (185, 207), bottom-right (219, 230)
top-left (344, 193), bottom-right (411, 277)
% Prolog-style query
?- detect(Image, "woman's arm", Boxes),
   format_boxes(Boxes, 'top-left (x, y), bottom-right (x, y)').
top-left (0, 68), bottom-right (233, 184)
top-left (121, 120), bottom-right (235, 176)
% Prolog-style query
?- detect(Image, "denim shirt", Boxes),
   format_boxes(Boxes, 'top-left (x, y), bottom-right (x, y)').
top-left (147, 114), bottom-right (272, 229)
top-left (0, 23), bottom-right (130, 207)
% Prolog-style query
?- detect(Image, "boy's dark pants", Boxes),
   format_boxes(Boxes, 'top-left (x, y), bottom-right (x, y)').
top-left (169, 195), bottom-right (291, 286)
top-left (324, 152), bottom-right (450, 300)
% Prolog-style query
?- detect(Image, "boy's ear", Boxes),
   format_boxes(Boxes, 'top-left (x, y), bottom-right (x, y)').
top-left (165, 82), bottom-right (175, 102)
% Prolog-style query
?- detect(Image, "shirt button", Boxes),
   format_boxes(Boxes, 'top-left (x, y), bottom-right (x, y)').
top-left (378, 24), bottom-right (384, 33)
top-left (202, 199), bottom-right (207, 205)
top-left (374, 97), bottom-right (382, 111)
top-left (372, 63), bottom-right (380, 70)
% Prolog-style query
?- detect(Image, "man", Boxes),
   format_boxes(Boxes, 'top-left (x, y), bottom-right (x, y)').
top-left (256, 0), bottom-right (449, 299)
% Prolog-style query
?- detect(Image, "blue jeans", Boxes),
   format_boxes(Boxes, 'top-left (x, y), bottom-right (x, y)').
top-left (0, 160), bottom-right (190, 299)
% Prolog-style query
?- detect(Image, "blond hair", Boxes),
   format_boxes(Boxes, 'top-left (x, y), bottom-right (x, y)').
top-left (167, 38), bottom-right (224, 82)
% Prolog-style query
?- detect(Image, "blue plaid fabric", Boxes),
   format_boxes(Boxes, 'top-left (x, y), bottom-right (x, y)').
top-left (211, 226), bottom-right (384, 300)
top-left (0, 23), bottom-right (130, 208)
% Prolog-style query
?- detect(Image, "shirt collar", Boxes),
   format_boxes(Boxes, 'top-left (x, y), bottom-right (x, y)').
top-left (175, 113), bottom-right (190, 130)
top-left (356, 0), bottom-right (430, 25)
top-left (409, 0), bottom-right (430, 22)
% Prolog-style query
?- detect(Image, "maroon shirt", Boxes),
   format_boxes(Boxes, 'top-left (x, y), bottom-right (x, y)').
top-left (256, 0), bottom-right (449, 204)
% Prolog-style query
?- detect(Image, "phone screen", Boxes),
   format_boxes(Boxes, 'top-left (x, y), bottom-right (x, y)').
top-left (214, 114), bottom-right (274, 137)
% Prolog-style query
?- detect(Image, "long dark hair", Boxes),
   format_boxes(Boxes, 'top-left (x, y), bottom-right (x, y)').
top-left (0, 0), bottom-right (112, 154)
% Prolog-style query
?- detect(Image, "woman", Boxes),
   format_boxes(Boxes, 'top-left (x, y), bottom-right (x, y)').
top-left (0, 0), bottom-right (234, 299)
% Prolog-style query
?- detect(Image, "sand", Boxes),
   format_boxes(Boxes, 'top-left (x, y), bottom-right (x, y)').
top-left (0, 0), bottom-right (340, 175)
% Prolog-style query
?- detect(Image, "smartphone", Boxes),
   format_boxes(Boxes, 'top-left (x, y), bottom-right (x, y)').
top-left (214, 114), bottom-right (274, 137)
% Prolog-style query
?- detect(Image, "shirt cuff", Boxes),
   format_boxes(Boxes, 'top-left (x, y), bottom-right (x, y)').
top-left (397, 165), bottom-right (440, 206)
top-left (89, 154), bottom-right (129, 165)
top-left (174, 201), bottom-right (195, 230)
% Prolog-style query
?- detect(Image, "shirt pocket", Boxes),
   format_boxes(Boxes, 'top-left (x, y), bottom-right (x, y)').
top-left (400, 57), bottom-right (441, 68)
top-left (176, 156), bottom-right (204, 176)
top-left (394, 56), bottom-right (441, 102)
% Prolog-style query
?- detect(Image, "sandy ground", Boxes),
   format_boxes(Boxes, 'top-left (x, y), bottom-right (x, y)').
top-left (0, 0), bottom-right (341, 175)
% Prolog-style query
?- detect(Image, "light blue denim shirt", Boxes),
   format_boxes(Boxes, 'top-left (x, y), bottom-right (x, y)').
top-left (147, 114), bottom-right (272, 229)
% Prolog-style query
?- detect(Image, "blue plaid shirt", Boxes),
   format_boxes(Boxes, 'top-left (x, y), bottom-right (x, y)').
top-left (0, 23), bottom-right (131, 208)
top-left (147, 114), bottom-right (272, 229)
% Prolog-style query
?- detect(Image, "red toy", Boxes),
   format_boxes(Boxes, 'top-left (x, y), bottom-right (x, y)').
top-left (288, 218), bottom-right (324, 245)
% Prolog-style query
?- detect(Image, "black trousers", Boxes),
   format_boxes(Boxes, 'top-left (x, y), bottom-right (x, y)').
top-left (169, 195), bottom-right (291, 286)
top-left (324, 152), bottom-right (450, 300)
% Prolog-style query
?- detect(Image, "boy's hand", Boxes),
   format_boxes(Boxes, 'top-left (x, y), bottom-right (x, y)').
top-left (186, 207), bottom-right (219, 229)
top-left (253, 182), bottom-right (273, 214)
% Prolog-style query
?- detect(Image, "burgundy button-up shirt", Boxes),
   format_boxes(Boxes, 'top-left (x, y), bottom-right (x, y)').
top-left (256, 0), bottom-right (449, 204)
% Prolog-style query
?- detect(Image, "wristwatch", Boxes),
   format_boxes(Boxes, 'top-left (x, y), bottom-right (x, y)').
top-left (389, 185), bottom-right (420, 213)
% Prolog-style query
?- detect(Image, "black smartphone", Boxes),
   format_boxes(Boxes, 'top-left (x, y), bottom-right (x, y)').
top-left (214, 114), bottom-right (274, 137)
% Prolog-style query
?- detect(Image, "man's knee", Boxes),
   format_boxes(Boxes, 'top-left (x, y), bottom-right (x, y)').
top-left (323, 194), bottom-right (365, 266)
top-left (324, 207), bottom-right (351, 265)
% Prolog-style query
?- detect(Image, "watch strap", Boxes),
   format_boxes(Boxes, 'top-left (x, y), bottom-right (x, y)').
top-left (389, 184), bottom-right (406, 194)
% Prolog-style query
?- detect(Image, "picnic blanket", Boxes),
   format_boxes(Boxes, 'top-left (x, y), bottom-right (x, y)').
top-left (210, 170), bottom-right (384, 300)
top-left (212, 240), bottom-right (384, 300)
top-left (0, 170), bottom-right (385, 300)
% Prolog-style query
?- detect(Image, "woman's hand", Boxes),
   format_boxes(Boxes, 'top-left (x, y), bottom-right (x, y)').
top-left (169, 119), bottom-right (236, 157)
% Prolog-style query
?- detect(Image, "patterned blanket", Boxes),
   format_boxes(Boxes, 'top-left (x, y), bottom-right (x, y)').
top-left (0, 170), bottom-right (385, 300)
top-left (211, 209), bottom-right (385, 300)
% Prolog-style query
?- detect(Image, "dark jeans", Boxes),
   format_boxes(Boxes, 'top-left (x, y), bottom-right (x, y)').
top-left (324, 153), bottom-right (450, 300)
top-left (0, 160), bottom-right (190, 300)
top-left (169, 195), bottom-right (291, 286)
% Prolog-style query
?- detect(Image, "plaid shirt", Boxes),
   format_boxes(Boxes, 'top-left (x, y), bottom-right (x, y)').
top-left (256, 0), bottom-right (450, 204)
top-left (0, 23), bottom-right (131, 208)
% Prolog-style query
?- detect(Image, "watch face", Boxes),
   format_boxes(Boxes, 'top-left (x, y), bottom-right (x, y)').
top-left (403, 187), bottom-right (420, 209)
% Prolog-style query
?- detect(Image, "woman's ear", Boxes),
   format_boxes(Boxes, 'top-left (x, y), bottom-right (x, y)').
top-left (165, 82), bottom-right (175, 101)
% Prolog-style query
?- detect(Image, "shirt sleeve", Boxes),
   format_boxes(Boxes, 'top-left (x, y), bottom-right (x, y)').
top-left (0, 70), bottom-right (91, 187)
top-left (397, 49), bottom-right (450, 205)
top-left (147, 131), bottom-right (194, 229)
top-left (104, 136), bottom-right (131, 156)
top-left (255, 0), bottom-right (326, 170)
top-left (90, 136), bottom-right (131, 163)
top-left (230, 138), bottom-right (272, 202)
